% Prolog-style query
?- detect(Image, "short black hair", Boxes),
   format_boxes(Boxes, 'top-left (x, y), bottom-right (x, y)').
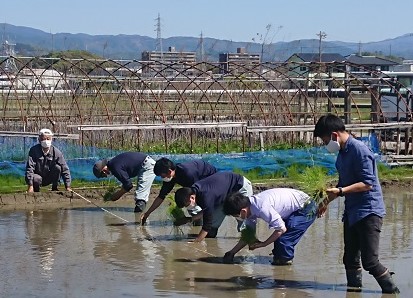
top-left (223, 192), bottom-right (251, 216)
top-left (314, 114), bottom-right (346, 138)
top-left (174, 187), bottom-right (194, 208)
top-left (154, 157), bottom-right (176, 176)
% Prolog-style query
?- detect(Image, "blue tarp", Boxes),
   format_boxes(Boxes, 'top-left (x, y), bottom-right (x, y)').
top-left (0, 134), bottom-right (381, 181)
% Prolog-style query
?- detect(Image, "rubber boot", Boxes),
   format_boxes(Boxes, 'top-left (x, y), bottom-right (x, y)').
top-left (375, 271), bottom-right (400, 294)
top-left (346, 269), bottom-right (362, 292)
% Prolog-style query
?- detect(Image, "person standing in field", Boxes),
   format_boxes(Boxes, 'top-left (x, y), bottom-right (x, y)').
top-left (25, 128), bottom-right (72, 192)
top-left (141, 157), bottom-right (217, 225)
top-left (314, 114), bottom-right (399, 294)
top-left (93, 152), bottom-right (156, 213)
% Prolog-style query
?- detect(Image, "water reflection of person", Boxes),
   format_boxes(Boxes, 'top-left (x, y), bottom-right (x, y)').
top-left (152, 236), bottom-right (260, 298)
top-left (93, 219), bottom-right (163, 275)
top-left (25, 209), bottom-right (69, 277)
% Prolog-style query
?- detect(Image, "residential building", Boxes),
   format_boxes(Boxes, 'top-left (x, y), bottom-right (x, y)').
top-left (285, 53), bottom-right (346, 87)
top-left (345, 54), bottom-right (398, 72)
top-left (141, 46), bottom-right (197, 77)
top-left (219, 47), bottom-right (260, 76)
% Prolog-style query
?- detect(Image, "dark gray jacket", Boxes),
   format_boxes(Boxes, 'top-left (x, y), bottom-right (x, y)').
top-left (25, 144), bottom-right (71, 188)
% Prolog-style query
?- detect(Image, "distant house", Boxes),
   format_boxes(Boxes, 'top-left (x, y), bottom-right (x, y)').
top-left (285, 53), bottom-right (346, 87)
top-left (345, 54), bottom-right (399, 72)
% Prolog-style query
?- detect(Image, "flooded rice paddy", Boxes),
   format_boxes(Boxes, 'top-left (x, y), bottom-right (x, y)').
top-left (1, 189), bottom-right (412, 297)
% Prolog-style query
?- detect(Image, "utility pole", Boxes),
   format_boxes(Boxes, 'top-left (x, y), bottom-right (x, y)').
top-left (316, 31), bottom-right (327, 62)
top-left (199, 31), bottom-right (204, 62)
top-left (358, 41), bottom-right (362, 56)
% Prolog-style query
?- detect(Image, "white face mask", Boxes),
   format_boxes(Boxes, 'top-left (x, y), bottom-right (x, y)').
top-left (162, 176), bottom-right (173, 182)
top-left (41, 140), bottom-right (52, 148)
top-left (187, 204), bottom-right (202, 215)
top-left (326, 138), bottom-right (340, 153)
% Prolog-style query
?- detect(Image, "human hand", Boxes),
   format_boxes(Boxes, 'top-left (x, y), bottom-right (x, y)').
top-left (248, 240), bottom-right (263, 250)
top-left (27, 185), bottom-right (34, 193)
top-left (317, 203), bottom-right (328, 218)
top-left (223, 251), bottom-right (235, 264)
top-left (140, 213), bottom-right (148, 225)
top-left (66, 187), bottom-right (72, 192)
top-left (326, 188), bottom-right (339, 200)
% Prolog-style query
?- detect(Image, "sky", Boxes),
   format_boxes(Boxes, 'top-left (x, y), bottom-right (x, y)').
top-left (2, 0), bottom-right (413, 43)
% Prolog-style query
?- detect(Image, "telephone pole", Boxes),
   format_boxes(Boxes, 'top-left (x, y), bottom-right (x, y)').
top-left (316, 31), bottom-right (327, 62)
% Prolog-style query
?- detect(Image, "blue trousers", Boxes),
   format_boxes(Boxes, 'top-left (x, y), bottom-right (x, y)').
top-left (272, 200), bottom-right (316, 261)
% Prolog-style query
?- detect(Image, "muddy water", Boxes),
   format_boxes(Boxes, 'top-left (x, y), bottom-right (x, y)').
top-left (1, 190), bottom-right (412, 298)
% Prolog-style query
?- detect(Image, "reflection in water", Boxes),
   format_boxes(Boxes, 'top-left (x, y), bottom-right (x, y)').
top-left (0, 189), bottom-right (412, 297)
top-left (25, 210), bottom-right (69, 280)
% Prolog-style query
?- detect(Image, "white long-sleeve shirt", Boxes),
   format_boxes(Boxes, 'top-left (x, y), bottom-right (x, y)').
top-left (246, 188), bottom-right (311, 230)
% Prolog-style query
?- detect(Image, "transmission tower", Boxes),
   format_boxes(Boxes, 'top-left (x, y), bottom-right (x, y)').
top-left (155, 13), bottom-right (163, 61)
top-left (2, 39), bottom-right (18, 73)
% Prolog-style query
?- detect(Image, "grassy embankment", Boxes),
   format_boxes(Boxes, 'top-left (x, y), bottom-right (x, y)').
top-left (1, 163), bottom-right (411, 195)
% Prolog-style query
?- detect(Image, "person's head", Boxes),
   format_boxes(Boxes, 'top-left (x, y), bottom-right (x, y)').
top-left (314, 114), bottom-right (347, 153)
top-left (154, 158), bottom-right (176, 182)
top-left (93, 159), bottom-right (110, 178)
top-left (223, 192), bottom-right (251, 220)
top-left (174, 187), bottom-right (196, 208)
top-left (38, 128), bottom-right (53, 149)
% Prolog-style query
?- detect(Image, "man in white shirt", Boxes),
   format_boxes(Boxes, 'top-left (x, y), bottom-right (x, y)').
top-left (222, 188), bottom-right (316, 265)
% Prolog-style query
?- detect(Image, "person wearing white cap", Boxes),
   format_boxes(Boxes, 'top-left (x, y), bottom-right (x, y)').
top-left (25, 128), bottom-right (72, 192)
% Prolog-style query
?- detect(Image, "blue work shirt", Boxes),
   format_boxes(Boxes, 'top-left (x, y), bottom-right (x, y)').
top-left (192, 171), bottom-right (244, 231)
top-left (107, 152), bottom-right (148, 191)
top-left (336, 136), bottom-right (386, 226)
top-left (158, 160), bottom-right (217, 199)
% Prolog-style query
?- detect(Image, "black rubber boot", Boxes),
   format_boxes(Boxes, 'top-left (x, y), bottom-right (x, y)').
top-left (375, 271), bottom-right (400, 294)
top-left (346, 269), bottom-right (362, 292)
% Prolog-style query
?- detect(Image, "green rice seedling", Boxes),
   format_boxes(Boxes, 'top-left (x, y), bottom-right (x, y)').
top-left (103, 186), bottom-right (117, 202)
top-left (166, 195), bottom-right (186, 222)
top-left (240, 225), bottom-right (257, 245)
top-left (299, 166), bottom-right (329, 204)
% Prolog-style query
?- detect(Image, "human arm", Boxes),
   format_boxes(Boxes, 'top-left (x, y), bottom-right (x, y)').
top-left (223, 239), bottom-right (248, 263)
top-left (248, 227), bottom-right (286, 250)
top-left (55, 149), bottom-right (71, 189)
top-left (109, 187), bottom-right (128, 201)
top-left (318, 182), bottom-right (372, 217)
top-left (25, 148), bottom-right (36, 191)
top-left (141, 196), bottom-right (164, 225)
top-left (193, 229), bottom-right (209, 242)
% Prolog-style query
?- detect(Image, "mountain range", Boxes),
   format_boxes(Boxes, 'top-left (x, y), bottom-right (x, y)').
top-left (2, 23), bottom-right (413, 61)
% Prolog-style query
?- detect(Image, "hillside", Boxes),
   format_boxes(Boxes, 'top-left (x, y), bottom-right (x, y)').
top-left (2, 23), bottom-right (413, 61)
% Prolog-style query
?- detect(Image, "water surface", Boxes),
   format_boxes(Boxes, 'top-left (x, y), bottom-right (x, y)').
top-left (1, 190), bottom-right (412, 297)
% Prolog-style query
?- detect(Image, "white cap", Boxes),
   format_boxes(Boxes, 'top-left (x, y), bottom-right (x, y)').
top-left (39, 128), bottom-right (54, 136)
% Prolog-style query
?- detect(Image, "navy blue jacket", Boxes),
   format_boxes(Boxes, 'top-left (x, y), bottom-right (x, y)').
top-left (158, 160), bottom-right (217, 199)
top-left (107, 152), bottom-right (148, 191)
top-left (192, 171), bottom-right (244, 232)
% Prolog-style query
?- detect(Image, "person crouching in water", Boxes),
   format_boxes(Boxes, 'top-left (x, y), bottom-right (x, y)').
top-left (174, 171), bottom-right (253, 242)
top-left (93, 152), bottom-right (156, 213)
top-left (222, 188), bottom-right (316, 266)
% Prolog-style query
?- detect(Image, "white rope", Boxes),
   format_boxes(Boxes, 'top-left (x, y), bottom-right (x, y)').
top-left (71, 190), bottom-right (129, 223)
top-left (71, 190), bottom-right (216, 257)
